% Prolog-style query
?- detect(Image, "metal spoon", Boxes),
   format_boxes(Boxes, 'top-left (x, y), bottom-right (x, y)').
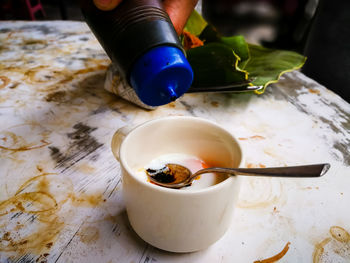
top-left (146, 163), bottom-right (331, 189)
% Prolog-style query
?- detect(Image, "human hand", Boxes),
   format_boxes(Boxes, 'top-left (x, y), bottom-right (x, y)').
top-left (93, 0), bottom-right (198, 35)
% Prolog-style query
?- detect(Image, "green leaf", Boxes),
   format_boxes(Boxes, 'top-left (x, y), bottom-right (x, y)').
top-left (183, 10), bottom-right (208, 36)
top-left (220, 35), bottom-right (250, 68)
top-left (183, 11), bottom-right (307, 93)
top-left (243, 44), bottom-right (307, 93)
top-left (186, 43), bottom-right (248, 87)
top-left (198, 27), bottom-right (250, 68)
top-left (198, 24), bottom-right (221, 42)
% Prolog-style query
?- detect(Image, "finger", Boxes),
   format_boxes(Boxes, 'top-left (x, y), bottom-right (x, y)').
top-left (163, 0), bottom-right (198, 35)
top-left (93, 0), bottom-right (123, 11)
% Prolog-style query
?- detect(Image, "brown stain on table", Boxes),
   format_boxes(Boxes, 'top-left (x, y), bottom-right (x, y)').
top-left (23, 63), bottom-right (107, 87)
top-left (0, 164), bottom-right (105, 255)
top-left (239, 135), bottom-right (266, 141)
top-left (43, 71), bottom-right (115, 111)
top-left (35, 253), bottom-right (50, 263)
top-left (15, 170), bottom-right (103, 208)
top-left (1, 55), bottom-right (108, 95)
top-left (0, 124), bottom-right (51, 152)
top-left (0, 138), bottom-right (50, 151)
top-left (45, 90), bottom-right (67, 103)
top-left (237, 177), bottom-right (284, 209)
top-left (0, 169), bottom-right (65, 254)
top-left (254, 242), bottom-right (291, 263)
top-left (211, 101), bottom-right (219, 107)
top-left (313, 237), bottom-right (332, 263)
top-left (313, 226), bottom-right (350, 263)
top-left (77, 163), bottom-right (96, 174)
top-left (70, 192), bottom-right (105, 207)
top-left (22, 38), bottom-right (48, 47)
top-left (246, 163), bottom-right (266, 168)
top-left (78, 226), bottom-right (100, 244)
top-left (0, 76), bottom-right (10, 89)
top-left (166, 102), bottom-right (176, 108)
top-left (309, 89), bottom-right (320, 94)
top-left (301, 186), bottom-right (319, 190)
top-left (329, 226), bottom-right (350, 243)
top-left (0, 190), bottom-right (63, 254)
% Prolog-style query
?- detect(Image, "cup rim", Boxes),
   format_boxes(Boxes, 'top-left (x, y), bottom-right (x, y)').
top-left (119, 116), bottom-right (244, 195)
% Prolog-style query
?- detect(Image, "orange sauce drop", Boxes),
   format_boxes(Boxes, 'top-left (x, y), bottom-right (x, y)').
top-left (254, 242), bottom-right (291, 263)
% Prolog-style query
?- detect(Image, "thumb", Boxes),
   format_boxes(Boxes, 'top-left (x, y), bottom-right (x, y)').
top-left (163, 0), bottom-right (198, 35)
top-left (93, 0), bottom-right (123, 11)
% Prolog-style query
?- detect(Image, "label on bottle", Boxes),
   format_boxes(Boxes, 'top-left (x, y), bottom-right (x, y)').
top-left (104, 64), bottom-right (156, 110)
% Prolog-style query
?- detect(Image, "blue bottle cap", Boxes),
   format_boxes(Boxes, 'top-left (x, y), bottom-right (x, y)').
top-left (129, 46), bottom-right (193, 106)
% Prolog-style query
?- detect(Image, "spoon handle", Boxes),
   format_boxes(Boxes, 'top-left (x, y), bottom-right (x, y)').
top-left (194, 163), bottom-right (330, 178)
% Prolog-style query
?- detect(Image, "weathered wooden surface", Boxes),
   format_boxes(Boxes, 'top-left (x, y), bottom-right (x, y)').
top-left (0, 21), bottom-right (349, 263)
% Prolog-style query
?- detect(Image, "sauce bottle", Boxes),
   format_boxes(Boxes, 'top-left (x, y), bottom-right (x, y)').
top-left (81, 0), bottom-right (194, 106)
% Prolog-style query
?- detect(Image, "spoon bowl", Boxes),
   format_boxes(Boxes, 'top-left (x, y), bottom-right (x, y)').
top-left (147, 163), bottom-right (331, 189)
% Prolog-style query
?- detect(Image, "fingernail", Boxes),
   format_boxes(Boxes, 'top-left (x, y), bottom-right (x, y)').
top-left (93, 0), bottom-right (115, 10)
top-left (97, 0), bottom-right (111, 6)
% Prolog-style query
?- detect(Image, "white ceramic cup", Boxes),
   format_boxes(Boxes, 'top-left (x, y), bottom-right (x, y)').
top-left (111, 116), bottom-right (243, 252)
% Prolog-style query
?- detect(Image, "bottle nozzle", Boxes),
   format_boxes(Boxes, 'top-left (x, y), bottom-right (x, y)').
top-left (166, 85), bottom-right (178, 102)
top-left (129, 46), bottom-right (193, 106)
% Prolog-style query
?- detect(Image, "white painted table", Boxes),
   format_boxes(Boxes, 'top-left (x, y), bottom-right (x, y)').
top-left (0, 21), bottom-right (349, 263)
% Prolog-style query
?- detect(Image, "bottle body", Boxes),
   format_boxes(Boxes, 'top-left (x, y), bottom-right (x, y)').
top-left (81, 0), bottom-right (193, 106)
